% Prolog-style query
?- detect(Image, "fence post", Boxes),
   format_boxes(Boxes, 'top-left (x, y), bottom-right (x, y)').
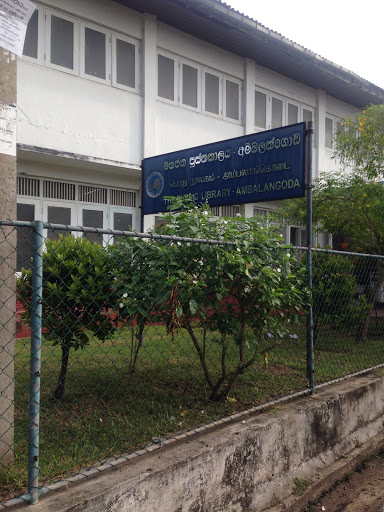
top-left (28, 221), bottom-right (43, 504)
top-left (306, 121), bottom-right (315, 394)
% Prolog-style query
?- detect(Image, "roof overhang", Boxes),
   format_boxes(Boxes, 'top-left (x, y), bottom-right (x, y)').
top-left (114, 0), bottom-right (384, 108)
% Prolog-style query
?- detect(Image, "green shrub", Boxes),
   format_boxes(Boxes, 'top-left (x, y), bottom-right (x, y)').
top-left (17, 235), bottom-right (118, 399)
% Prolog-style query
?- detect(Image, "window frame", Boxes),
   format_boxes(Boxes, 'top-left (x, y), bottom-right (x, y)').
top-left (179, 58), bottom-right (201, 112)
top-left (80, 21), bottom-right (111, 85)
top-left (202, 68), bottom-right (222, 119)
top-left (45, 9), bottom-right (79, 75)
top-left (157, 50), bottom-right (178, 105)
top-left (112, 33), bottom-right (140, 93)
top-left (223, 76), bottom-right (242, 124)
top-left (270, 93), bottom-right (285, 129)
top-left (254, 87), bottom-right (268, 131)
top-left (325, 115), bottom-right (335, 150)
top-left (21, 6), bottom-right (45, 64)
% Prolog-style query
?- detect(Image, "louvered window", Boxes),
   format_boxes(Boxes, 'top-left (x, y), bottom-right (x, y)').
top-left (79, 185), bottom-right (107, 204)
top-left (110, 189), bottom-right (136, 207)
top-left (43, 180), bottom-right (75, 200)
top-left (17, 177), bottom-right (40, 197)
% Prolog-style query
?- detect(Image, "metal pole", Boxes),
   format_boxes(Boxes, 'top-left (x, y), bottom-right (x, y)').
top-left (306, 121), bottom-right (315, 395)
top-left (28, 220), bottom-right (43, 504)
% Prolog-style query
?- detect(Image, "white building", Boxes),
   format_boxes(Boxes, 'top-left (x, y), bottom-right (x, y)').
top-left (16, 0), bottom-right (384, 266)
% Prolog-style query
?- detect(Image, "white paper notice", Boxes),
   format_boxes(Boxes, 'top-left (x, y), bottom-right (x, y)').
top-left (0, 103), bottom-right (16, 156)
top-left (0, 0), bottom-right (36, 56)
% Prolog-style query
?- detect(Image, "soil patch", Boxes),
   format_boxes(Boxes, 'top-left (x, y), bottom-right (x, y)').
top-left (308, 450), bottom-right (384, 512)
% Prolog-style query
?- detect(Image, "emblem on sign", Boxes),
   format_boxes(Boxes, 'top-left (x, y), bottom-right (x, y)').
top-left (146, 171), bottom-right (164, 198)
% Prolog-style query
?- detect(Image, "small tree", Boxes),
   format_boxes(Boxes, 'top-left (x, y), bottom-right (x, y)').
top-left (282, 173), bottom-right (384, 342)
top-left (312, 252), bottom-right (369, 345)
top-left (113, 199), bottom-right (308, 401)
top-left (335, 104), bottom-right (384, 180)
top-left (17, 235), bottom-right (118, 399)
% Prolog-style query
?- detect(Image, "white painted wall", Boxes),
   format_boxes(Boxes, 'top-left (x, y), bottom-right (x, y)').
top-left (18, 61), bottom-right (143, 164)
top-left (16, 0), bottom-right (363, 233)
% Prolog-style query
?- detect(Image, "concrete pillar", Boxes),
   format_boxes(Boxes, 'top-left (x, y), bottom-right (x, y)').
top-left (316, 89), bottom-right (326, 179)
top-left (244, 58), bottom-right (255, 135)
top-left (0, 48), bottom-right (17, 464)
top-left (143, 13), bottom-right (157, 159)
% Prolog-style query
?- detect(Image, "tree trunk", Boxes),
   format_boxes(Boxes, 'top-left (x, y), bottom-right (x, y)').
top-left (54, 344), bottom-right (70, 400)
top-left (130, 324), bottom-right (144, 374)
top-left (355, 261), bottom-right (384, 343)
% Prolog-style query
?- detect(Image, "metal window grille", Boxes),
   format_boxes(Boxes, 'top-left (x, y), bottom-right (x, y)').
top-left (110, 189), bottom-right (136, 207)
top-left (43, 180), bottom-right (76, 201)
top-left (17, 177), bottom-right (40, 197)
top-left (79, 185), bottom-right (107, 204)
top-left (211, 205), bottom-right (240, 217)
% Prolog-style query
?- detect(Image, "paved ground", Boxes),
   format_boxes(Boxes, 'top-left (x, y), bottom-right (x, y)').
top-left (309, 450), bottom-right (384, 512)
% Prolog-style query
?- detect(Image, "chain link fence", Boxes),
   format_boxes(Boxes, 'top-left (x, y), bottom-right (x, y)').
top-left (0, 219), bottom-right (384, 505)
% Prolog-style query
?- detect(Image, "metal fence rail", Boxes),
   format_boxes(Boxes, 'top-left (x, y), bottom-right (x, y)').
top-left (1, 219), bottom-right (384, 505)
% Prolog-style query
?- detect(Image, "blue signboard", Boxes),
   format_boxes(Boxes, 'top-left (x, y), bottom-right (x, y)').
top-left (142, 122), bottom-right (306, 215)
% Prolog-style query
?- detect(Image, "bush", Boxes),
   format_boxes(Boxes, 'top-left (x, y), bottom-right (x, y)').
top-left (312, 251), bottom-right (369, 343)
top-left (17, 235), bottom-right (118, 399)
top-left (111, 199), bottom-right (308, 401)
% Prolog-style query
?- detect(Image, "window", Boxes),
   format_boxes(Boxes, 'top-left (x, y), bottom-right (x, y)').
top-left (46, 11), bottom-right (78, 73)
top-left (271, 97), bottom-right (283, 128)
top-left (225, 79), bottom-right (240, 121)
top-left (158, 54), bottom-right (175, 101)
top-left (82, 25), bottom-right (110, 82)
top-left (46, 205), bottom-right (73, 240)
top-left (157, 51), bottom-right (242, 123)
top-left (17, 202), bottom-right (37, 271)
top-left (204, 71), bottom-right (220, 115)
top-left (325, 117), bottom-right (333, 149)
top-left (22, 6), bottom-right (141, 92)
top-left (113, 35), bottom-right (137, 91)
top-left (182, 63), bottom-right (199, 109)
top-left (23, 9), bottom-right (39, 59)
top-left (303, 109), bottom-right (313, 123)
top-left (255, 90), bottom-right (267, 129)
top-left (288, 103), bottom-right (299, 125)
top-left (254, 87), bottom-right (314, 133)
top-left (211, 205), bottom-right (240, 217)
top-left (82, 208), bottom-right (105, 244)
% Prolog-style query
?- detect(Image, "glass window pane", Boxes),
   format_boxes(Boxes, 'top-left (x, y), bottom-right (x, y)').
top-left (271, 97), bottom-right (283, 128)
top-left (114, 212), bottom-right (132, 231)
top-left (158, 55), bottom-right (174, 101)
top-left (303, 109), bottom-right (313, 123)
top-left (226, 80), bottom-right (239, 120)
top-left (182, 64), bottom-right (198, 108)
top-left (288, 103), bottom-right (298, 125)
top-left (113, 212), bottom-right (133, 243)
top-left (50, 15), bottom-right (74, 69)
top-left (116, 38), bottom-right (135, 88)
top-left (325, 117), bottom-right (333, 148)
top-left (83, 209), bottom-right (103, 244)
top-left (205, 73), bottom-right (220, 114)
top-left (47, 206), bottom-right (71, 240)
top-left (23, 10), bottom-right (38, 59)
top-left (85, 28), bottom-right (106, 79)
top-left (255, 91), bottom-right (266, 128)
top-left (17, 203), bottom-right (35, 271)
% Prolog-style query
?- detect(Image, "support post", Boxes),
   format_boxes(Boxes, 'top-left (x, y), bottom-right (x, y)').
top-left (306, 121), bottom-right (314, 394)
top-left (0, 47), bottom-right (17, 464)
top-left (28, 220), bottom-right (43, 504)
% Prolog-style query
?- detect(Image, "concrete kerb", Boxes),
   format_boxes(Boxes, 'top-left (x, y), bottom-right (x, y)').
top-left (265, 429), bottom-right (384, 512)
top-left (4, 368), bottom-right (384, 511)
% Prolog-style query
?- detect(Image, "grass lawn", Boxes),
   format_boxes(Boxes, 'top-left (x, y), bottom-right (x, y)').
top-left (1, 318), bottom-right (384, 501)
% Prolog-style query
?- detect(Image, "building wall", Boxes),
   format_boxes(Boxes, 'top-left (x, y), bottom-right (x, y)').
top-left (16, 0), bottom-right (362, 235)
